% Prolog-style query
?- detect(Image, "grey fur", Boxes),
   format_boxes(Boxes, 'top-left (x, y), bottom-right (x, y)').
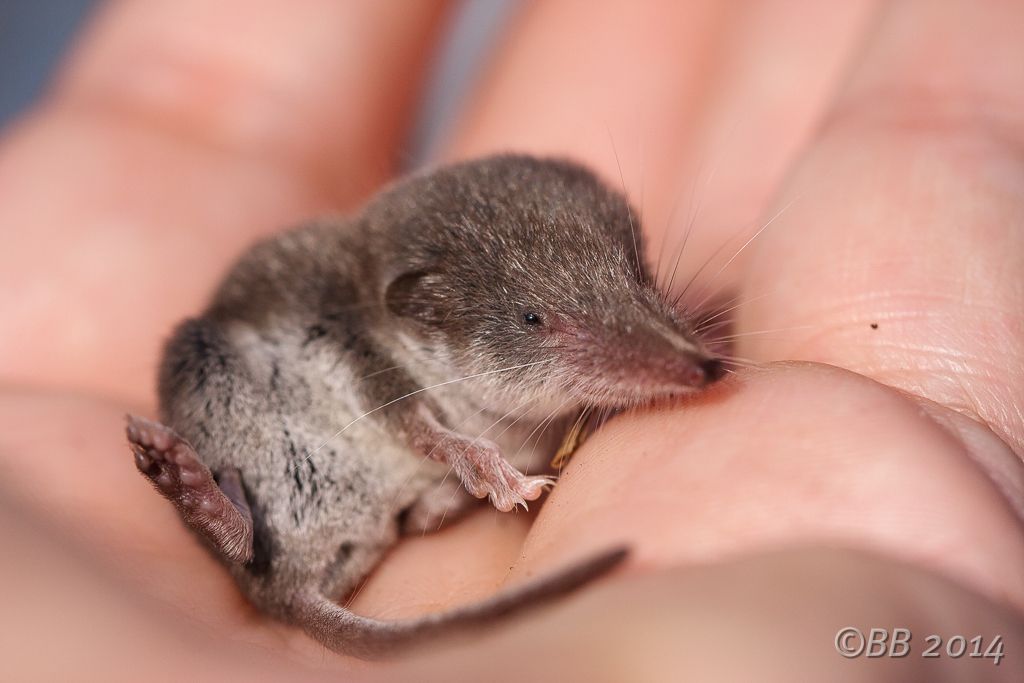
top-left (128, 154), bottom-right (721, 659)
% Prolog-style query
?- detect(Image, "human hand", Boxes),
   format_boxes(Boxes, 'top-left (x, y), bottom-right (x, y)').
top-left (1, 1), bottom-right (1022, 680)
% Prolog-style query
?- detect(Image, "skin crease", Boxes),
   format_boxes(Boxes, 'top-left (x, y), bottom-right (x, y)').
top-left (0, 0), bottom-right (1023, 679)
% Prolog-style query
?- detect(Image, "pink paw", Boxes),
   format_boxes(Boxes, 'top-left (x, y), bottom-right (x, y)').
top-left (126, 415), bottom-right (211, 508)
top-left (125, 415), bottom-right (253, 564)
top-left (452, 439), bottom-right (555, 512)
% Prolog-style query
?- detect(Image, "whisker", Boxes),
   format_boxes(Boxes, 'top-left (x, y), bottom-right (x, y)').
top-left (701, 325), bottom-right (814, 343)
top-left (665, 162), bottom-right (719, 296)
top-left (662, 108), bottom-right (754, 294)
top-left (353, 363), bottom-right (407, 383)
top-left (515, 396), bottom-right (574, 465)
top-left (715, 354), bottom-right (761, 368)
top-left (697, 318), bottom-right (734, 336)
top-left (343, 574), bottom-right (371, 610)
top-left (488, 398), bottom-right (549, 476)
top-left (670, 231), bottom-right (736, 309)
top-left (689, 193), bottom-right (803, 311)
top-left (638, 128), bottom-right (648, 269)
top-left (433, 474), bottom-right (466, 534)
top-left (655, 177), bottom-right (688, 288)
top-left (695, 289), bottom-right (779, 330)
top-left (607, 128), bottom-right (642, 277)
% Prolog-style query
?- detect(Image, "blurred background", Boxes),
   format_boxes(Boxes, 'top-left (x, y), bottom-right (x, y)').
top-left (0, 0), bottom-right (512, 162)
top-left (1, 0), bottom-right (95, 124)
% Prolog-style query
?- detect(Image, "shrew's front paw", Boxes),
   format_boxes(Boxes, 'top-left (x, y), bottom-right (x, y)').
top-left (446, 437), bottom-right (554, 512)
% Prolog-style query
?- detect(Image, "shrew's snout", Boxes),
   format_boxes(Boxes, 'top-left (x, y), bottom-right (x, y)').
top-left (669, 352), bottom-right (725, 389)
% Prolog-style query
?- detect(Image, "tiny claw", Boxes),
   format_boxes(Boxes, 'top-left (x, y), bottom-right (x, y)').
top-left (133, 449), bottom-right (153, 472)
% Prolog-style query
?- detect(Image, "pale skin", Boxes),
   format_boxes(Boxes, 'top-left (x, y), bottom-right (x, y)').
top-left (1, 0), bottom-right (1023, 680)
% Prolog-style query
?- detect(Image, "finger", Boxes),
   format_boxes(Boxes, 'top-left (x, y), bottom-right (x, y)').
top-left (349, 509), bottom-right (534, 620)
top-left (57, 0), bottom-right (449, 197)
top-left (5, 393), bottom-right (1021, 679)
top-left (0, 391), bottom-right (245, 622)
top-left (10, 488), bottom-right (1022, 682)
top-left (0, 491), bottom-right (350, 680)
top-left (517, 365), bottom-right (1024, 612)
top-left (738, 0), bottom-right (1024, 454)
top-left (0, 0), bottom-right (449, 403)
top-left (446, 0), bottom-right (875, 298)
top-left (405, 547), bottom-right (1024, 682)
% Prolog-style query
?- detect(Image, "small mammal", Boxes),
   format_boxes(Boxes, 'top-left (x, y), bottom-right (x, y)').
top-left (126, 154), bottom-right (723, 659)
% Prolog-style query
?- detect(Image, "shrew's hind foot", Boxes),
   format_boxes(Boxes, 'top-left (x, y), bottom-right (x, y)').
top-left (126, 414), bottom-right (254, 564)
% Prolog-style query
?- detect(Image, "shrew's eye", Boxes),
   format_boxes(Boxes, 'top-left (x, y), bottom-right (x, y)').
top-left (522, 312), bottom-right (543, 326)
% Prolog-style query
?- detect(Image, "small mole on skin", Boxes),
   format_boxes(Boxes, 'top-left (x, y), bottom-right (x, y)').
top-left (870, 323), bottom-right (879, 330)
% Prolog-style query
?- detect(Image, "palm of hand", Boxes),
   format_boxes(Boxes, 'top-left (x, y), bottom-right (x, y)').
top-left (1, 1), bottom-right (1022, 679)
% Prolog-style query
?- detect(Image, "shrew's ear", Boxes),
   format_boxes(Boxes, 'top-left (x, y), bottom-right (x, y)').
top-left (384, 271), bottom-right (449, 325)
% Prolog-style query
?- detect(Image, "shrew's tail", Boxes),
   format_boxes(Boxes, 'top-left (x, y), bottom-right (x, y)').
top-left (295, 546), bottom-right (628, 660)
